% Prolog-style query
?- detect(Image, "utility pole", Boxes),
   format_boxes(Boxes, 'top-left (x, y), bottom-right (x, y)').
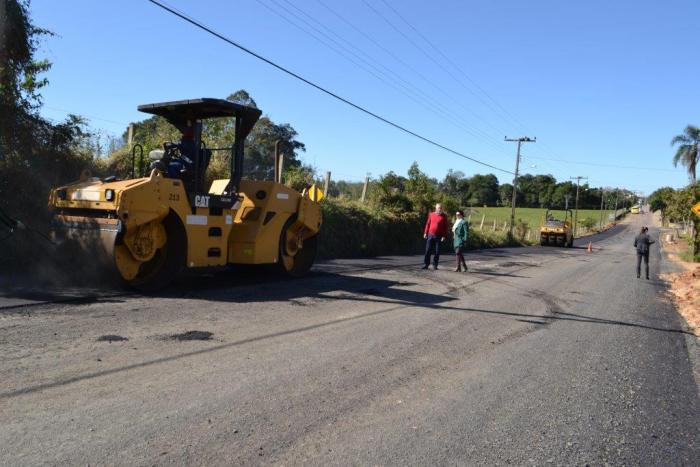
top-left (323, 171), bottom-right (331, 197)
top-left (570, 176), bottom-right (588, 237)
top-left (127, 124), bottom-right (134, 149)
top-left (598, 188), bottom-right (605, 229)
top-left (505, 136), bottom-right (536, 240)
top-left (360, 176), bottom-right (370, 203)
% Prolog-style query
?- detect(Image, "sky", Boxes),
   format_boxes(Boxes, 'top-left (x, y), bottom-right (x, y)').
top-left (30, 0), bottom-right (700, 194)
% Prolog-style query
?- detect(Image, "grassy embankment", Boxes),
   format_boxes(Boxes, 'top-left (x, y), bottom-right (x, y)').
top-left (318, 200), bottom-right (519, 259)
top-left (317, 203), bottom-right (624, 259)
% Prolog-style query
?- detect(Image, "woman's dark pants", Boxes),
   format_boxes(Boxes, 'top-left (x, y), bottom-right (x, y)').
top-left (455, 247), bottom-right (467, 270)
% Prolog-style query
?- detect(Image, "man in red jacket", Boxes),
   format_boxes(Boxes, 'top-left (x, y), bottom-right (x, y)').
top-left (422, 203), bottom-right (448, 270)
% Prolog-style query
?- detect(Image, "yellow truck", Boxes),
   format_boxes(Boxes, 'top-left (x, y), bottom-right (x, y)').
top-left (48, 98), bottom-right (322, 290)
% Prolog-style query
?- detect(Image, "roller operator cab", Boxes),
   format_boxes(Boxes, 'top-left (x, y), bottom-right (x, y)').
top-left (48, 98), bottom-right (323, 290)
top-left (539, 209), bottom-right (574, 247)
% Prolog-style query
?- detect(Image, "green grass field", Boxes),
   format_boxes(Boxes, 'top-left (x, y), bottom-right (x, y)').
top-left (463, 206), bottom-right (621, 236)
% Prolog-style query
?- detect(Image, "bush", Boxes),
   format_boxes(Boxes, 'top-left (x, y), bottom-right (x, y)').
top-left (579, 217), bottom-right (597, 231)
top-left (317, 200), bottom-right (423, 258)
top-left (515, 218), bottom-right (529, 242)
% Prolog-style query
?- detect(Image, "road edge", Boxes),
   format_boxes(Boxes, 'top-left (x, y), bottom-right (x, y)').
top-left (658, 232), bottom-right (700, 398)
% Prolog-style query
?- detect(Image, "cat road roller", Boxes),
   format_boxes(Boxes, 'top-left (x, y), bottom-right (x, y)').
top-left (539, 209), bottom-right (573, 247)
top-left (48, 98), bottom-right (323, 290)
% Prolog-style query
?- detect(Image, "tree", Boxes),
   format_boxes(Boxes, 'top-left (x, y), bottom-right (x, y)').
top-left (499, 183), bottom-right (513, 206)
top-left (0, 0), bottom-right (52, 159)
top-left (551, 182), bottom-right (576, 209)
top-left (664, 184), bottom-right (700, 256)
top-left (283, 164), bottom-right (316, 192)
top-left (671, 125), bottom-right (700, 184)
top-left (405, 162), bottom-right (438, 214)
top-left (532, 174), bottom-right (556, 207)
top-left (105, 89), bottom-right (305, 184)
top-left (467, 174), bottom-right (499, 206)
top-left (372, 171), bottom-right (412, 213)
top-left (648, 186), bottom-right (675, 224)
top-left (0, 0), bottom-right (92, 208)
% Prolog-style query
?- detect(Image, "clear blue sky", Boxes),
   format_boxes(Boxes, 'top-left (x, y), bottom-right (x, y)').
top-left (31, 0), bottom-right (699, 194)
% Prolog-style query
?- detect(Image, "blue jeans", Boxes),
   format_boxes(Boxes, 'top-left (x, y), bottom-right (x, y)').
top-left (424, 235), bottom-right (441, 266)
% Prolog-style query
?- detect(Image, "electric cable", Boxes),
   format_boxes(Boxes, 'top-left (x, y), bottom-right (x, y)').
top-left (254, 0), bottom-right (511, 155)
top-left (272, 0), bottom-right (511, 154)
top-left (146, 0), bottom-right (514, 174)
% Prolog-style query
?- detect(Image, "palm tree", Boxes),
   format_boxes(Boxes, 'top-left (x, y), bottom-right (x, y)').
top-left (670, 125), bottom-right (700, 184)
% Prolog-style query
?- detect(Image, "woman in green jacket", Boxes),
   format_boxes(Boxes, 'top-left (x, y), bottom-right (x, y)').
top-left (453, 210), bottom-right (469, 272)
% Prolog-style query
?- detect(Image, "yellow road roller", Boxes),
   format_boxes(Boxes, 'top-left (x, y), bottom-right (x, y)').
top-left (48, 98), bottom-right (322, 290)
top-left (539, 209), bottom-right (573, 247)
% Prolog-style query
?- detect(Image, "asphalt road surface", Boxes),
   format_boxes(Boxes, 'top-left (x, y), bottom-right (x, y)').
top-left (1, 213), bottom-right (698, 466)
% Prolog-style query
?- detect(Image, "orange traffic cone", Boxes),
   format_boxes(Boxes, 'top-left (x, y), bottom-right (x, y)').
top-left (587, 241), bottom-right (593, 252)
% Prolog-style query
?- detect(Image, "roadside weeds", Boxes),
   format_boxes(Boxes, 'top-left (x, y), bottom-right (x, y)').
top-left (660, 235), bottom-right (700, 336)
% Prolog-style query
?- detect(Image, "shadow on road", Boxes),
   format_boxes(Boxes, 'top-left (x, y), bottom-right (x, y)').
top-left (2, 278), bottom-right (692, 400)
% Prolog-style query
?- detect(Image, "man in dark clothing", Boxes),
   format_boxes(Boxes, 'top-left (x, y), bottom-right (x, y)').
top-left (634, 226), bottom-right (655, 279)
top-left (423, 203), bottom-right (448, 270)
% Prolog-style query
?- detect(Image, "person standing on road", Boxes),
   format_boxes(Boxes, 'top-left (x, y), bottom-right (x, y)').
top-left (453, 210), bottom-right (469, 272)
top-left (634, 226), bottom-right (655, 279)
top-left (422, 203), bottom-right (448, 270)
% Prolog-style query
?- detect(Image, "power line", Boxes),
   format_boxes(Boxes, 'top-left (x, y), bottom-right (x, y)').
top-left (526, 155), bottom-right (682, 173)
top-left (146, 0), bottom-right (513, 174)
top-left (255, 0), bottom-right (510, 157)
top-left (362, 0), bottom-right (517, 139)
top-left (276, 0), bottom-right (509, 150)
top-left (311, 0), bottom-right (514, 152)
top-left (43, 106), bottom-right (130, 127)
top-left (377, 0), bottom-right (526, 132)
top-left (373, 1), bottom-right (616, 176)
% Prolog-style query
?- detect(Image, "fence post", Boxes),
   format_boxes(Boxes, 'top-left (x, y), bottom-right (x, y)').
top-left (480, 214), bottom-right (485, 230)
top-left (503, 221), bottom-right (508, 231)
top-left (360, 176), bottom-right (369, 203)
top-left (323, 171), bottom-right (331, 197)
top-left (492, 219), bottom-right (497, 231)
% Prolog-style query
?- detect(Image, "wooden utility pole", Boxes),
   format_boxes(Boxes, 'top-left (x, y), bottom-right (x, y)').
top-left (598, 188), bottom-right (605, 229)
top-left (323, 171), bottom-right (331, 197)
top-left (274, 140), bottom-right (284, 184)
top-left (570, 176), bottom-right (588, 237)
top-left (127, 124), bottom-right (134, 149)
top-left (505, 136), bottom-right (536, 240)
top-left (360, 176), bottom-right (369, 203)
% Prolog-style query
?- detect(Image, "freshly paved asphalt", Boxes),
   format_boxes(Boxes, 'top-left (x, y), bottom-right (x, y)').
top-left (1, 214), bottom-right (698, 465)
